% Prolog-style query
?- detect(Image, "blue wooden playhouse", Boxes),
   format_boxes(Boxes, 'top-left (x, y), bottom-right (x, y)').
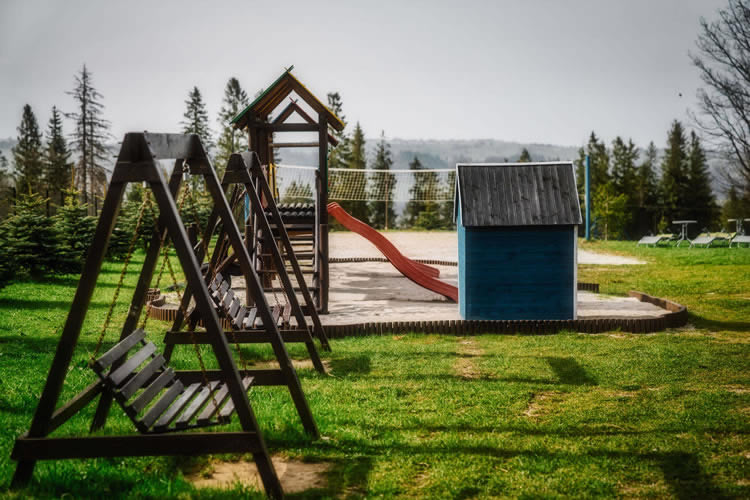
top-left (456, 162), bottom-right (582, 320)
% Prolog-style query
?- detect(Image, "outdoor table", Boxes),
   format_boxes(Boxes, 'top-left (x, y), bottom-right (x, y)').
top-left (727, 218), bottom-right (745, 234)
top-left (672, 220), bottom-right (697, 247)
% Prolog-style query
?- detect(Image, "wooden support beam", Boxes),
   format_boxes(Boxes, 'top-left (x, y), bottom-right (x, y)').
top-left (12, 433), bottom-right (262, 460)
top-left (271, 142), bottom-right (320, 148)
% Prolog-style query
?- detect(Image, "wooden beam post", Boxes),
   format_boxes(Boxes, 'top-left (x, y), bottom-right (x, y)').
top-left (318, 114), bottom-right (329, 314)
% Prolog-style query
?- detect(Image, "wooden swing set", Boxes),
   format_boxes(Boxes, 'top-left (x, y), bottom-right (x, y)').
top-left (10, 132), bottom-right (322, 499)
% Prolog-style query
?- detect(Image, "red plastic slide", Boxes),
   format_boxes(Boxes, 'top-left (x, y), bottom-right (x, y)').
top-left (327, 202), bottom-right (458, 302)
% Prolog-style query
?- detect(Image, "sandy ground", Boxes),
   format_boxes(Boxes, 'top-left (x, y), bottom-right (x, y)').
top-left (329, 231), bottom-right (645, 265)
top-left (218, 231), bottom-right (663, 325)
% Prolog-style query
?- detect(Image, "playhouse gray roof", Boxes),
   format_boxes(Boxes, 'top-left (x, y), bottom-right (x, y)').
top-left (456, 162), bottom-right (582, 227)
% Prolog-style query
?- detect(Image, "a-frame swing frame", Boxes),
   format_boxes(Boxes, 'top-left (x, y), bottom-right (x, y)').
top-left (163, 152), bottom-right (330, 371)
top-left (9, 133), bottom-right (312, 499)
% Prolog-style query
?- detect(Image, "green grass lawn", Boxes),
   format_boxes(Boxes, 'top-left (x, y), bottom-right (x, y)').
top-left (0, 242), bottom-right (748, 498)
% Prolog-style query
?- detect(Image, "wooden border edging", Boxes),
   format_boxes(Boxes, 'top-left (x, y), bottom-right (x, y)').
top-left (322, 291), bottom-right (687, 338)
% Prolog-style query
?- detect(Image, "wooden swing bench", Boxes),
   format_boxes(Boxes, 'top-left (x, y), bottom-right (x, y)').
top-left (92, 329), bottom-right (254, 434)
top-left (209, 273), bottom-right (293, 330)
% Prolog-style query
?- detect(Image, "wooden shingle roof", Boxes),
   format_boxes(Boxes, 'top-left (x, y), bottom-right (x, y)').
top-left (231, 68), bottom-right (345, 131)
top-left (456, 162), bottom-right (582, 227)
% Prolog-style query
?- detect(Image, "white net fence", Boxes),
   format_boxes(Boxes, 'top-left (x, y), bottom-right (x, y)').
top-left (276, 165), bottom-right (456, 203)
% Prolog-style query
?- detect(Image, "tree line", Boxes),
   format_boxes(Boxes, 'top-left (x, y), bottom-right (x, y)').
top-left (325, 93), bottom-right (456, 231)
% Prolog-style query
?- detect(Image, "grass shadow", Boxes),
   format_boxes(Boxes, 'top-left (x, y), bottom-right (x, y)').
top-left (657, 452), bottom-right (728, 500)
top-left (545, 357), bottom-right (598, 386)
top-left (328, 355), bottom-right (372, 376)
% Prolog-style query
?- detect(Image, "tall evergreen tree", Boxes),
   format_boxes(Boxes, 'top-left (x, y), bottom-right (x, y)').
top-left (44, 106), bottom-right (72, 207)
top-left (67, 65), bottom-right (111, 213)
top-left (610, 137), bottom-right (639, 237)
top-left (12, 104), bottom-right (44, 195)
top-left (55, 188), bottom-right (96, 271)
top-left (634, 141), bottom-right (660, 234)
top-left (574, 132), bottom-right (610, 210)
top-left (4, 191), bottom-right (60, 276)
top-left (518, 148), bottom-right (532, 162)
top-left (592, 183), bottom-right (629, 240)
top-left (216, 77), bottom-right (249, 172)
top-left (403, 156), bottom-right (426, 227)
top-left (659, 121), bottom-right (690, 224)
top-left (338, 122), bottom-right (369, 223)
top-left (0, 151), bottom-right (11, 219)
top-left (181, 86), bottom-right (214, 153)
top-left (367, 131), bottom-right (396, 229)
top-left (327, 92), bottom-right (350, 172)
top-left (685, 131), bottom-right (719, 230)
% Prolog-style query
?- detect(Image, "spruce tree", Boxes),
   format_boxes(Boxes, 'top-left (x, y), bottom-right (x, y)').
top-left (660, 121), bottom-right (690, 224)
top-left (67, 65), bottom-right (111, 213)
top-left (216, 77), bottom-right (249, 173)
top-left (44, 106), bottom-right (72, 207)
top-left (635, 142), bottom-right (660, 234)
top-left (327, 92), bottom-right (351, 172)
top-left (592, 183), bottom-right (629, 240)
top-left (610, 137), bottom-right (639, 237)
top-left (574, 132), bottom-right (610, 202)
top-left (5, 191), bottom-right (61, 276)
top-left (0, 151), bottom-right (11, 219)
top-left (55, 188), bottom-right (96, 271)
top-left (338, 122), bottom-right (369, 223)
top-left (12, 104), bottom-right (44, 195)
top-left (403, 156), bottom-right (426, 227)
top-left (182, 86), bottom-right (214, 153)
top-left (685, 131), bottom-right (719, 230)
top-left (367, 131), bottom-right (396, 229)
top-left (518, 148), bottom-right (532, 162)
top-left (0, 218), bottom-right (13, 287)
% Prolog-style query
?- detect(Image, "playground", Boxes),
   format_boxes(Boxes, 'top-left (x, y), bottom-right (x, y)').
top-left (0, 68), bottom-right (747, 499)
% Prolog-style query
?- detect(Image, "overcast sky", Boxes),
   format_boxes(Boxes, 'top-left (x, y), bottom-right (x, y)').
top-left (0, 0), bottom-right (726, 148)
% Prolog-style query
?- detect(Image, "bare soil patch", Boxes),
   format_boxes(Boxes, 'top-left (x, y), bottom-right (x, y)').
top-left (186, 456), bottom-right (331, 493)
top-left (454, 338), bottom-right (483, 379)
top-left (523, 391), bottom-right (566, 418)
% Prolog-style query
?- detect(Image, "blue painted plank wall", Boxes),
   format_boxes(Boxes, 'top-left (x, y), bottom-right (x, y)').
top-left (458, 210), bottom-right (576, 320)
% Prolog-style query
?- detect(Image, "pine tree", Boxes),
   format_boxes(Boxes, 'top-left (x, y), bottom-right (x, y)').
top-left (367, 131), bottom-right (396, 229)
top-left (518, 148), bottom-right (532, 162)
top-left (634, 141), bottom-right (660, 234)
top-left (610, 137), bottom-right (639, 237)
top-left (216, 77), bottom-right (249, 173)
top-left (67, 65), bottom-right (111, 213)
top-left (0, 217), bottom-right (13, 287)
top-left (327, 92), bottom-right (351, 173)
top-left (403, 156), bottom-right (426, 227)
top-left (660, 121), bottom-right (690, 224)
top-left (337, 122), bottom-right (369, 223)
top-left (12, 104), bottom-right (44, 195)
top-left (4, 191), bottom-right (61, 276)
top-left (0, 150), bottom-right (12, 219)
top-left (55, 188), bottom-right (96, 271)
top-left (44, 106), bottom-right (72, 208)
top-left (182, 86), bottom-right (214, 153)
top-left (685, 131), bottom-right (719, 230)
top-left (574, 132), bottom-right (610, 211)
top-left (438, 169), bottom-right (457, 229)
top-left (592, 183), bottom-right (629, 240)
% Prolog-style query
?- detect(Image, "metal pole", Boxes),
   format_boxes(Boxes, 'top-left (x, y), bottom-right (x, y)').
top-left (585, 155), bottom-right (591, 241)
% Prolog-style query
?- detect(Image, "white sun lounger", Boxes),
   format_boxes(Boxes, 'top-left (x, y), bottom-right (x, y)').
top-left (731, 234), bottom-right (750, 247)
top-left (637, 234), bottom-right (673, 246)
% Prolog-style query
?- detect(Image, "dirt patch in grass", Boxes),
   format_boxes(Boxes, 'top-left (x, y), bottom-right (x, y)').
top-left (249, 358), bottom-right (332, 372)
top-left (523, 391), bottom-right (566, 418)
top-left (723, 385), bottom-right (750, 394)
top-left (454, 338), bottom-right (483, 379)
top-left (186, 456), bottom-right (331, 493)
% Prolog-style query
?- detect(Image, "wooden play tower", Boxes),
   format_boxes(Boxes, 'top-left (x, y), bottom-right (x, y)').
top-left (231, 67), bottom-right (344, 313)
